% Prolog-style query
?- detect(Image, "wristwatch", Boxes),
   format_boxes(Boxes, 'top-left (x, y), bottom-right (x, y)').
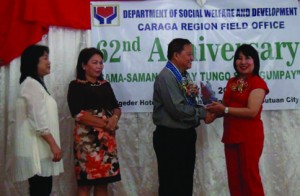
top-left (224, 107), bottom-right (229, 114)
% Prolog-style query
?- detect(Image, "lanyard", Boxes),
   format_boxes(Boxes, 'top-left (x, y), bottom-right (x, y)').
top-left (165, 61), bottom-right (196, 105)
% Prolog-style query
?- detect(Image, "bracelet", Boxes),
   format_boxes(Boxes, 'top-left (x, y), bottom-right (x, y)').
top-left (224, 107), bottom-right (229, 114)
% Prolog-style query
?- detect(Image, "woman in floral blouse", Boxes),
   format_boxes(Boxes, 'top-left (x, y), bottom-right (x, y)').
top-left (207, 44), bottom-right (269, 196)
top-left (67, 47), bottom-right (121, 196)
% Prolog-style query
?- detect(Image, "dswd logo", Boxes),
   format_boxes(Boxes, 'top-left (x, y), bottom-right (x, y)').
top-left (93, 5), bottom-right (120, 26)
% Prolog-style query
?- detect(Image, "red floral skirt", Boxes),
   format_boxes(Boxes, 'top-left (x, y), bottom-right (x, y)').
top-left (73, 123), bottom-right (121, 185)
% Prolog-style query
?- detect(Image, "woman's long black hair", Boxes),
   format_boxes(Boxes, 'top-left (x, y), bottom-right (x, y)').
top-left (20, 45), bottom-right (50, 93)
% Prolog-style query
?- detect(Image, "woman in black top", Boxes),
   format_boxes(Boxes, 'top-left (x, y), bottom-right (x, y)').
top-left (67, 47), bottom-right (121, 196)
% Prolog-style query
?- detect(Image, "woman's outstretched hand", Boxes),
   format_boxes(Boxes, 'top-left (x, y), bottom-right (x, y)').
top-left (206, 101), bottom-right (225, 115)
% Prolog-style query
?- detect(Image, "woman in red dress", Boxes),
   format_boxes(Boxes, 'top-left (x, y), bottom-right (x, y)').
top-left (67, 48), bottom-right (121, 196)
top-left (207, 44), bottom-right (269, 196)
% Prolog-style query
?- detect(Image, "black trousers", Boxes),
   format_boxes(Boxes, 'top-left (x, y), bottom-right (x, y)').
top-left (153, 126), bottom-right (197, 196)
top-left (28, 175), bottom-right (52, 196)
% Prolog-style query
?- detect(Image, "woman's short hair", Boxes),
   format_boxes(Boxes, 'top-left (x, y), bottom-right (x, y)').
top-left (233, 44), bottom-right (260, 76)
top-left (20, 45), bottom-right (49, 84)
top-left (76, 47), bottom-right (104, 80)
top-left (167, 38), bottom-right (192, 60)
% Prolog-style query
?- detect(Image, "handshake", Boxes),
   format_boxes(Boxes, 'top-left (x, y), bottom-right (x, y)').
top-left (195, 81), bottom-right (224, 124)
top-left (203, 101), bottom-right (226, 124)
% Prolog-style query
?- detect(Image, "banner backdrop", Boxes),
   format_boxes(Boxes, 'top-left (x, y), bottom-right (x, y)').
top-left (91, 0), bottom-right (300, 112)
